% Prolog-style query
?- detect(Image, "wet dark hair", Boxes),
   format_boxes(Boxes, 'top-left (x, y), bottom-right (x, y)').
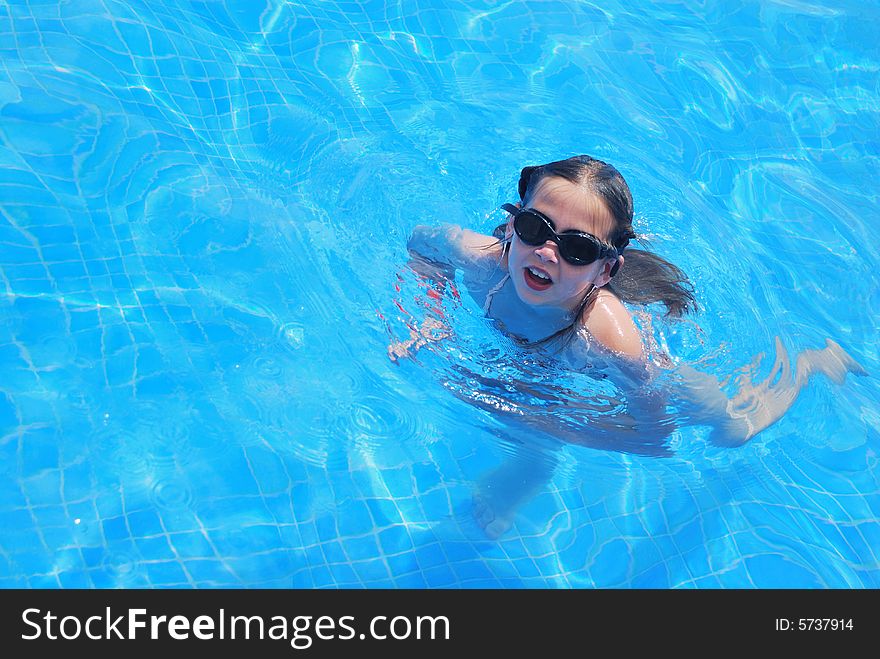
top-left (492, 155), bottom-right (696, 349)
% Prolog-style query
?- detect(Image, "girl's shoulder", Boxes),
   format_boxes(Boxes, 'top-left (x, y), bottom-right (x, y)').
top-left (457, 228), bottom-right (505, 267)
top-left (581, 288), bottom-right (644, 360)
top-left (408, 224), bottom-right (503, 274)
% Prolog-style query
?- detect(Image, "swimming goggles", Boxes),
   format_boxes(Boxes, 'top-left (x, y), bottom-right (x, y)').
top-left (501, 203), bottom-right (619, 266)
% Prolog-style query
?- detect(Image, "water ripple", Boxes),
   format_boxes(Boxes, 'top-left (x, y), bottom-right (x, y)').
top-left (150, 478), bottom-right (194, 512)
top-left (91, 423), bottom-right (151, 480)
top-left (350, 396), bottom-right (415, 440)
top-left (101, 551), bottom-right (142, 585)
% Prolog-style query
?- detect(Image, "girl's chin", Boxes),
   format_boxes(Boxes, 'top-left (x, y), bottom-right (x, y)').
top-left (513, 280), bottom-right (589, 313)
top-left (513, 282), bottom-right (559, 307)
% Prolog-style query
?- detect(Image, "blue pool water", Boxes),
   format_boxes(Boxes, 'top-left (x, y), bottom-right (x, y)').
top-left (0, 0), bottom-right (878, 588)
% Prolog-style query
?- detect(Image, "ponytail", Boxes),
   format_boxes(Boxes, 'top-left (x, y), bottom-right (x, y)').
top-left (607, 248), bottom-right (696, 317)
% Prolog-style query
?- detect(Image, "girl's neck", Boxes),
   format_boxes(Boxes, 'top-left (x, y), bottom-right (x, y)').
top-left (490, 275), bottom-right (590, 343)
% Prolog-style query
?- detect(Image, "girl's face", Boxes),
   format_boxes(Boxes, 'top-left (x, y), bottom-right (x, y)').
top-left (505, 177), bottom-right (621, 313)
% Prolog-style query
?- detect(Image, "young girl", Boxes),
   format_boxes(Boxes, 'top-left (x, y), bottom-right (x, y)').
top-left (391, 155), bottom-right (866, 538)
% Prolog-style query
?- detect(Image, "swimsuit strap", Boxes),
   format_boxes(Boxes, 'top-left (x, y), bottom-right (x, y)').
top-left (483, 273), bottom-right (510, 315)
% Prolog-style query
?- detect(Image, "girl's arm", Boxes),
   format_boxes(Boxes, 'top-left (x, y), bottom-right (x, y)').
top-left (407, 224), bottom-right (500, 272)
top-left (590, 336), bottom-right (867, 447)
top-left (389, 225), bottom-right (496, 363)
top-left (387, 225), bottom-right (501, 363)
top-left (547, 334), bottom-right (865, 450)
top-left (674, 337), bottom-right (867, 446)
top-left (581, 293), bottom-right (867, 446)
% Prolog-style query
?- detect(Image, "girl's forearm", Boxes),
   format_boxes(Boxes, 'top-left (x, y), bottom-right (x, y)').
top-left (407, 224), bottom-right (463, 266)
top-left (676, 338), bottom-right (866, 447)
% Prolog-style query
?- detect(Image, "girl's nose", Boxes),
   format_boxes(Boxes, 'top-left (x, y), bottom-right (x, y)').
top-left (534, 243), bottom-right (559, 263)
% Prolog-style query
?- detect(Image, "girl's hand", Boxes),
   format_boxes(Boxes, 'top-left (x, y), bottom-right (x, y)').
top-left (387, 317), bottom-right (452, 363)
top-left (418, 317), bottom-right (452, 342)
top-left (387, 336), bottom-right (419, 363)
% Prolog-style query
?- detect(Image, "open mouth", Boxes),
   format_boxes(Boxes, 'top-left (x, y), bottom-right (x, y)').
top-left (523, 266), bottom-right (553, 291)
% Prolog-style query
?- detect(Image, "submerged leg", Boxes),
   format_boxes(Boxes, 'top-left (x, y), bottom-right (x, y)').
top-left (473, 442), bottom-right (560, 540)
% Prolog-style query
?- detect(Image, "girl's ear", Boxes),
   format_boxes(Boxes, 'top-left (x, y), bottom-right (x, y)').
top-left (609, 255), bottom-right (623, 277)
top-left (503, 203), bottom-right (519, 241)
top-left (596, 256), bottom-right (623, 287)
top-left (504, 216), bottom-right (514, 241)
